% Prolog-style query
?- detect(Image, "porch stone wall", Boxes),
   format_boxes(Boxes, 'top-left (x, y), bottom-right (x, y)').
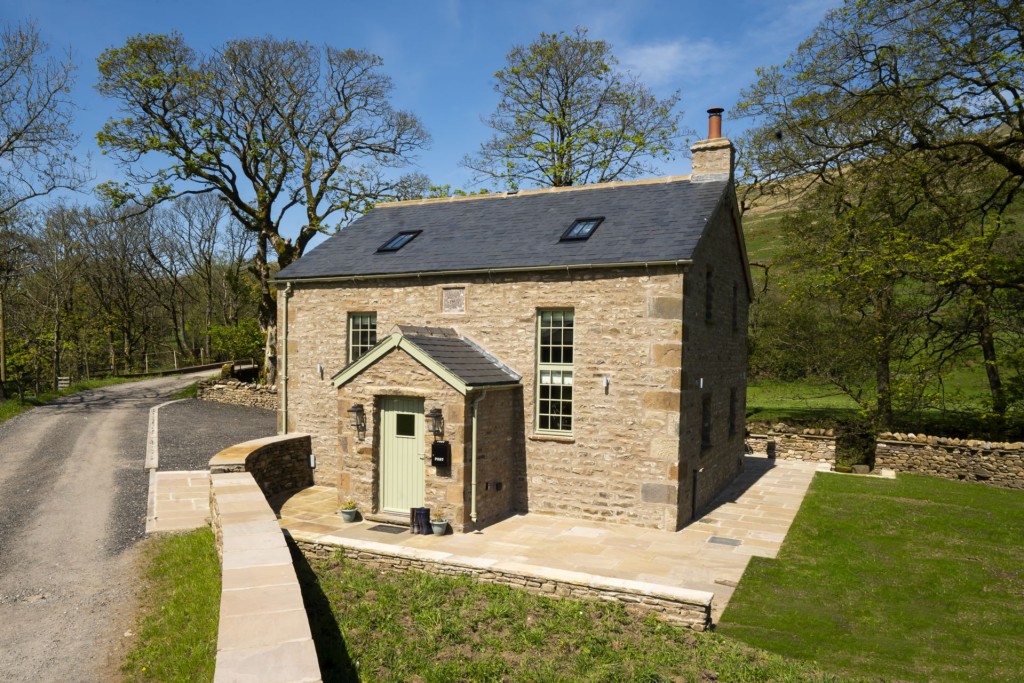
top-left (337, 348), bottom-right (469, 529)
top-left (471, 387), bottom-right (526, 528)
top-left (280, 265), bottom-right (691, 530)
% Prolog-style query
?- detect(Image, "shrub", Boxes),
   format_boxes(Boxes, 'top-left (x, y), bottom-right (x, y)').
top-left (835, 418), bottom-right (876, 469)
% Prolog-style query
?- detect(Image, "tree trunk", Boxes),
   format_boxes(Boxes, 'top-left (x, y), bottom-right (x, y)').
top-left (0, 289), bottom-right (6, 401)
top-left (873, 292), bottom-right (894, 430)
top-left (53, 313), bottom-right (62, 392)
top-left (254, 232), bottom-right (277, 383)
top-left (875, 344), bottom-right (892, 429)
top-left (975, 300), bottom-right (1006, 418)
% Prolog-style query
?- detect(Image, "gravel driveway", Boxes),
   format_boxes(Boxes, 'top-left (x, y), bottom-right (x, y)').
top-left (0, 372), bottom-right (221, 681)
top-left (157, 399), bottom-right (276, 471)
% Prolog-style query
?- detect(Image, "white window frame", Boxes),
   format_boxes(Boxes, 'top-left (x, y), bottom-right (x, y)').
top-left (348, 312), bottom-right (377, 363)
top-left (536, 309), bottom-right (574, 434)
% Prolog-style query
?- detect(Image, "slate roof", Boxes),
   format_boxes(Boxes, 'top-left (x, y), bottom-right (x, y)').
top-left (275, 177), bottom-right (729, 280)
top-left (400, 327), bottom-right (521, 388)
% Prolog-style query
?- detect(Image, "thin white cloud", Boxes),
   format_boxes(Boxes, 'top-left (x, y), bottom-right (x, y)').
top-left (620, 37), bottom-right (722, 86)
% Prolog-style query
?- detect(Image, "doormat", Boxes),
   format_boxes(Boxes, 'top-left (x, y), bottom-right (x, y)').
top-left (367, 524), bottom-right (407, 535)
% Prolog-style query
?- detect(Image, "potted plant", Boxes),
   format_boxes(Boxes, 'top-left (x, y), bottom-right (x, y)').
top-left (430, 512), bottom-right (448, 536)
top-left (340, 498), bottom-right (358, 523)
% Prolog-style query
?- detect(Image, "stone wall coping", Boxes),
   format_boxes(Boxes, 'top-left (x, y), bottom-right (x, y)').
top-left (210, 471), bottom-right (322, 683)
top-left (749, 432), bottom-right (834, 442)
top-left (750, 431), bottom-right (1022, 452)
top-left (288, 530), bottom-right (714, 609)
top-left (209, 434), bottom-right (312, 470)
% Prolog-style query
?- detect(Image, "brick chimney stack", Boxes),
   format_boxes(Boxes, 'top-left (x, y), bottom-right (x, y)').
top-left (690, 107), bottom-right (735, 183)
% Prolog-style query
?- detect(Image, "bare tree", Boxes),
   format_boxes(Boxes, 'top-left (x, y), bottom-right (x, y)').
top-left (0, 22), bottom-right (85, 397)
top-left (96, 33), bottom-right (429, 380)
top-left (0, 21), bottom-right (85, 217)
top-left (463, 27), bottom-right (684, 189)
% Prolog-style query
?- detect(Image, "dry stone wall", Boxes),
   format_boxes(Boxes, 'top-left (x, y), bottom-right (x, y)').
top-left (748, 428), bottom-right (1024, 489)
top-left (198, 378), bottom-right (278, 411)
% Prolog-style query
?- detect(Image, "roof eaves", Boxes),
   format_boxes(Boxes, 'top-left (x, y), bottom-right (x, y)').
top-left (274, 258), bottom-right (694, 284)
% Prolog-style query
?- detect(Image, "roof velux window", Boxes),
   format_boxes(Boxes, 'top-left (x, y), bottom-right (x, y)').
top-left (376, 230), bottom-right (421, 253)
top-left (560, 217), bottom-right (603, 241)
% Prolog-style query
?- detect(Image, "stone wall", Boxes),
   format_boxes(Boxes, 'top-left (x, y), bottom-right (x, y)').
top-left (282, 266), bottom-right (695, 531)
top-left (680, 187), bottom-right (749, 520)
top-left (209, 434), bottom-right (314, 499)
top-left (748, 429), bottom-right (1024, 489)
top-left (208, 471), bottom-right (321, 682)
top-left (473, 387), bottom-right (526, 526)
top-left (295, 539), bottom-right (712, 632)
top-left (198, 378), bottom-right (278, 411)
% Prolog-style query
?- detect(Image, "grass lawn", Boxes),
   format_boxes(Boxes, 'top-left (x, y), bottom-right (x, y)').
top-left (746, 378), bottom-right (861, 425)
top-left (0, 375), bottom-right (149, 423)
top-left (745, 377), bottom-right (1022, 438)
top-left (718, 473), bottom-right (1024, 683)
top-left (298, 551), bottom-right (842, 683)
top-left (122, 528), bottom-right (221, 682)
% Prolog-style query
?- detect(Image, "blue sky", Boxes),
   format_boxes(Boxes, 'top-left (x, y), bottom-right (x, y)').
top-left (3, 0), bottom-right (840, 237)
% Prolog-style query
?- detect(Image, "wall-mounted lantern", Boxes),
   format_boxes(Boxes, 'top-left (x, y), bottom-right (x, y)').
top-left (426, 407), bottom-right (445, 440)
top-left (347, 404), bottom-right (366, 439)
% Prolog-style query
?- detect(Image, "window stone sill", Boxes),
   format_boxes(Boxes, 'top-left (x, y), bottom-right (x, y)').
top-left (529, 433), bottom-right (576, 444)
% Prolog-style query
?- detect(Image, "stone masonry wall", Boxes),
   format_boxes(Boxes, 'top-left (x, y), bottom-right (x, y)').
top-left (282, 266), bottom-right (690, 531)
top-left (209, 434), bottom-right (314, 499)
top-left (295, 540), bottom-right (711, 632)
top-left (748, 430), bottom-right (1024, 489)
top-left (680, 190), bottom-right (749, 521)
top-left (198, 378), bottom-right (278, 411)
top-left (472, 387), bottom-right (526, 527)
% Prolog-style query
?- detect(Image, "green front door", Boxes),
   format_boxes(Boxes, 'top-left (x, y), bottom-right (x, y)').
top-left (379, 397), bottom-right (425, 514)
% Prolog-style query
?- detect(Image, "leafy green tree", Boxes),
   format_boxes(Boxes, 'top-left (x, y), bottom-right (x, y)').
top-left (209, 319), bottom-right (262, 362)
top-left (738, 0), bottom-right (1024, 424)
top-left (95, 33), bottom-right (430, 380)
top-left (463, 27), bottom-right (683, 189)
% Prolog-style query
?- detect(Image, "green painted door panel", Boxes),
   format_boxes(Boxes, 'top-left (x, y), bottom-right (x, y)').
top-left (380, 396), bottom-right (425, 514)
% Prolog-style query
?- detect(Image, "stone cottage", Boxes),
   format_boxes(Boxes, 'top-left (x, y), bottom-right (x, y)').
top-left (273, 108), bottom-right (751, 533)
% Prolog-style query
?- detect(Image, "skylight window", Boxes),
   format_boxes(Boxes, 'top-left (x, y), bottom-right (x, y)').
top-left (376, 230), bottom-right (421, 252)
top-left (560, 217), bottom-right (603, 241)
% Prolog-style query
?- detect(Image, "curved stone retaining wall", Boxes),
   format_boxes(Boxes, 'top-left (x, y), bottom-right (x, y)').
top-left (748, 430), bottom-right (1024, 489)
top-left (209, 434), bottom-right (314, 499)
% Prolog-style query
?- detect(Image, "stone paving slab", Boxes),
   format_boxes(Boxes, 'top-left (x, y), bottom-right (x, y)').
top-left (146, 470), bottom-right (211, 533)
top-left (213, 639), bottom-right (321, 683)
top-left (276, 455), bottom-right (824, 620)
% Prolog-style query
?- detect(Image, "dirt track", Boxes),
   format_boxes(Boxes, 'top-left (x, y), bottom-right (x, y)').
top-left (0, 373), bottom-right (209, 682)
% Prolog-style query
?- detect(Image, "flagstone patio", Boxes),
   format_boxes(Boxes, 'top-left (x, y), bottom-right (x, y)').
top-left (272, 455), bottom-right (828, 620)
